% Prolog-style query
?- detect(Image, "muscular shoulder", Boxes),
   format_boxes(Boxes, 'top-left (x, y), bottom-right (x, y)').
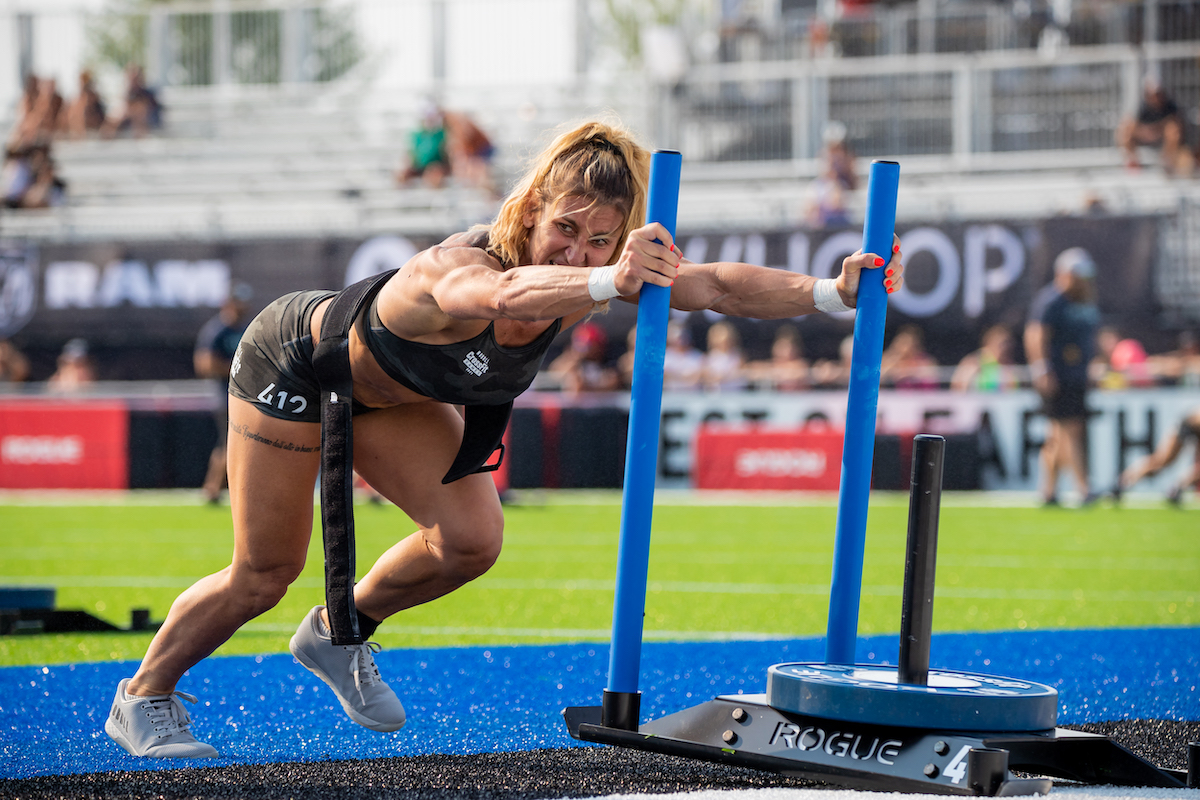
top-left (438, 227), bottom-right (492, 252)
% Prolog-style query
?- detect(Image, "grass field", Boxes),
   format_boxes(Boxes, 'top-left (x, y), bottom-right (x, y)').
top-left (0, 492), bottom-right (1196, 668)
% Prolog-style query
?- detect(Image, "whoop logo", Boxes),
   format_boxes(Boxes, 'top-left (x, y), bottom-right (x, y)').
top-left (735, 448), bottom-right (826, 478)
top-left (1, 435), bottom-right (84, 465)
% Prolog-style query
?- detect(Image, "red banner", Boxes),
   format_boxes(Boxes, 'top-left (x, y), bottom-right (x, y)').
top-left (0, 400), bottom-right (129, 489)
top-left (693, 425), bottom-right (844, 491)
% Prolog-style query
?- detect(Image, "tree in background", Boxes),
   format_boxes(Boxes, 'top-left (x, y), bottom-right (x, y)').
top-left (85, 0), bottom-right (360, 89)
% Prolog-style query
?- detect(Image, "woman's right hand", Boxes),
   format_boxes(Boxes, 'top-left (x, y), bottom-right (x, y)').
top-left (611, 223), bottom-right (681, 296)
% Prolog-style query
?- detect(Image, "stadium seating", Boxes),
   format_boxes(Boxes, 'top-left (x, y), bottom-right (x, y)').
top-left (3, 73), bottom-right (1199, 241)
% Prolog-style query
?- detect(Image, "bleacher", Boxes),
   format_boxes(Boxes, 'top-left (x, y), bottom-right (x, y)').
top-left (5, 86), bottom-right (1194, 243)
top-left (4, 2), bottom-right (1200, 242)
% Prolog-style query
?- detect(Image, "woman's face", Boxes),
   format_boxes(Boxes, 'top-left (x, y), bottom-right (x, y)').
top-left (522, 195), bottom-right (624, 267)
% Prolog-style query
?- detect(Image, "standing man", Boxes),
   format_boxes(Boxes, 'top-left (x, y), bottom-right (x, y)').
top-left (1025, 248), bottom-right (1101, 507)
top-left (194, 282), bottom-right (253, 504)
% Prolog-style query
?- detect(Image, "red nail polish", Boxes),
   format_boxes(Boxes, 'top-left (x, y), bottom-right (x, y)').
top-left (874, 257), bottom-right (884, 267)
top-left (670, 244), bottom-right (675, 253)
top-left (893, 244), bottom-right (900, 252)
top-left (886, 268), bottom-right (894, 277)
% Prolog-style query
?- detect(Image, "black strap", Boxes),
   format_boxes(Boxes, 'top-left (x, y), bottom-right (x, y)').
top-left (311, 268), bottom-right (513, 639)
top-left (442, 401), bottom-right (513, 484)
top-left (312, 269), bottom-right (395, 646)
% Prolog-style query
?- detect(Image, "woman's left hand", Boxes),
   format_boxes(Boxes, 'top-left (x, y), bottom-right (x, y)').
top-left (836, 234), bottom-right (904, 307)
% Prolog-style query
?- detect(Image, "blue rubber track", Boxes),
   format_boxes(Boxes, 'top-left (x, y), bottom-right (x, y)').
top-left (1, 627), bottom-right (1197, 779)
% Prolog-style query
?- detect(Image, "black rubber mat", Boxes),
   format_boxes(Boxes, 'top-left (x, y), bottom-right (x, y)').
top-left (1, 720), bottom-right (1196, 800)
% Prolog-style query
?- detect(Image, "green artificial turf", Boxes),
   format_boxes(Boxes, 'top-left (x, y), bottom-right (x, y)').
top-left (0, 494), bottom-right (1196, 667)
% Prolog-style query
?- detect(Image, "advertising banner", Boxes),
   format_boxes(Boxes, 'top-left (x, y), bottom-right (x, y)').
top-left (693, 425), bottom-right (844, 490)
top-left (0, 214), bottom-right (1171, 377)
top-left (0, 400), bottom-right (129, 489)
top-left (638, 387), bottom-right (1197, 494)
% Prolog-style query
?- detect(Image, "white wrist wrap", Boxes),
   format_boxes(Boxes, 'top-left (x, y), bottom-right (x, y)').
top-left (588, 266), bottom-right (621, 302)
top-left (814, 278), bottom-right (852, 313)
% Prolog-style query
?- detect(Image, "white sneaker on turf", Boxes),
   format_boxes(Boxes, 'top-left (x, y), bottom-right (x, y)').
top-left (289, 605), bottom-right (407, 732)
top-left (104, 678), bottom-right (218, 758)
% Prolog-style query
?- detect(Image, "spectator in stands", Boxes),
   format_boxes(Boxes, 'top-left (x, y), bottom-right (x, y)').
top-left (1092, 326), bottom-right (1152, 389)
top-left (2, 144), bottom-right (65, 209)
top-left (1025, 247), bottom-right (1101, 507)
top-left (7, 75), bottom-right (62, 151)
top-left (397, 102), bottom-right (450, 189)
top-left (951, 324), bottom-right (1019, 392)
top-left (617, 325), bottom-right (638, 389)
top-left (63, 70), bottom-right (107, 139)
top-left (47, 338), bottom-right (96, 391)
top-left (7, 74), bottom-right (41, 148)
top-left (444, 109), bottom-right (496, 194)
top-left (702, 320), bottom-right (748, 391)
top-left (811, 333), bottom-right (855, 388)
top-left (0, 339), bottom-right (30, 383)
top-left (1, 146), bottom-right (34, 208)
top-left (194, 283), bottom-right (254, 504)
top-left (880, 323), bottom-right (939, 389)
top-left (747, 323), bottom-right (809, 391)
top-left (102, 64), bottom-right (163, 138)
top-left (546, 320), bottom-right (619, 394)
top-left (1116, 77), bottom-right (1193, 177)
top-left (1151, 330), bottom-right (1200, 387)
top-left (663, 320), bottom-right (704, 390)
top-left (804, 122), bottom-right (857, 229)
top-left (1110, 406), bottom-right (1200, 507)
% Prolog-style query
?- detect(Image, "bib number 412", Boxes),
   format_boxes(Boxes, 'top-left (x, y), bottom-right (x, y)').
top-left (257, 382), bottom-right (308, 415)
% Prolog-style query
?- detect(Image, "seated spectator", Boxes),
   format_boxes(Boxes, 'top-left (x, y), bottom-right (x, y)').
top-left (822, 121), bottom-right (858, 191)
top-left (102, 64), bottom-right (163, 138)
top-left (547, 321), bottom-right (619, 394)
top-left (811, 334), bottom-right (855, 388)
top-left (63, 70), bottom-right (107, 139)
top-left (663, 320), bottom-right (703, 391)
top-left (880, 324), bottom-right (939, 389)
top-left (1116, 77), bottom-right (1193, 177)
top-left (950, 324), bottom-right (1019, 392)
top-left (0, 339), bottom-right (30, 383)
top-left (1091, 326), bottom-right (1151, 389)
top-left (1150, 330), bottom-right (1200, 387)
top-left (47, 338), bottom-right (96, 391)
top-left (7, 75), bottom-right (63, 151)
top-left (397, 103), bottom-right (450, 189)
top-left (444, 109), bottom-right (495, 193)
top-left (2, 147), bottom-right (35, 208)
top-left (617, 325), bottom-right (638, 389)
top-left (747, 323), bottom-right (809, 391)
top-left (702, 320), bottom-right (747, 391)
top-left (2, 144), bottom-right (65, 209)
top-left (804, 122), bottom-right (856, 229)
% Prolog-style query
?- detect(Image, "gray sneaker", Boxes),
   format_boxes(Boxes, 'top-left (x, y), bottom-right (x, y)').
top-left (289, 605), bottom-right (406, 732)
top-left (104, 678), bottom-right (218, 758)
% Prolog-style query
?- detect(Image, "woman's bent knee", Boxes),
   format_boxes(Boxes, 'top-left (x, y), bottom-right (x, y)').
top-left (232, 563), bottom-right (302, 614)
top-left (439, 518), bottom-right (503, 582)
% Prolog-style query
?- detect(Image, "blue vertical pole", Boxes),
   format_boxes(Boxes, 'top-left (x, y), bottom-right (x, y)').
top-left (603, 149), bottom-right (682, 731)
top-left (825, 160), bottom-right (900, 666)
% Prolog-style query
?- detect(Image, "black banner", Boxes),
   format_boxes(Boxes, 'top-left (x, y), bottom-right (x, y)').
top-left (0, 215), bottom-right (1168, 380)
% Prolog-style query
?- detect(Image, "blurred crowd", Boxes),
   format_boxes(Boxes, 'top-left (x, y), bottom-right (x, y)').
top-left (395, 100), bottom-right (496, 196)
top-left (535, 319), bottom-right (1200, 396)
top-left (2, 65), bottom-right (163, 210)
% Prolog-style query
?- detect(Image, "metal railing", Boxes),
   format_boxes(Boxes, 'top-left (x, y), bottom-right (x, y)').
top-left (661, 42), bottom-right (1200, 163)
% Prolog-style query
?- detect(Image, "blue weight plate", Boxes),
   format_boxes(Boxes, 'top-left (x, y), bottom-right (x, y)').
top-left (766, 663), bottom-right (1058, 732)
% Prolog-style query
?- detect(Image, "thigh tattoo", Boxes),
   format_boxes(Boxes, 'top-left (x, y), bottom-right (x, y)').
top-left (230, 420), bottom-right (319, 453)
